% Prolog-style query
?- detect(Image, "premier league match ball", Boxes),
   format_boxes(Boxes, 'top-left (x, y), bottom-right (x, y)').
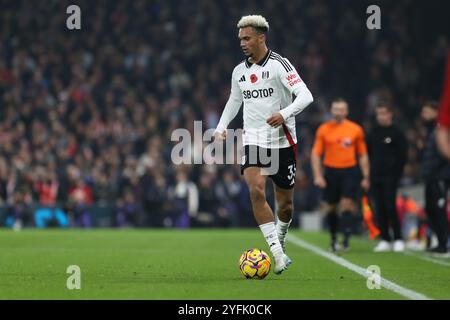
top-left (238, 248), bottom-right (271, 279)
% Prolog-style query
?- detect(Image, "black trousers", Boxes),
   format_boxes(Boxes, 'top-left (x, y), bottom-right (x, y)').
top-left (371, 178), bottom-right (402, 241)
top-left (425, 180), bottom-right (449, 249)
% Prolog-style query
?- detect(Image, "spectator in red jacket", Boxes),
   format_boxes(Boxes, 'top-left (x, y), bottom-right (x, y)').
top-left (34, 172), bottom-right (59, 206)
top-left (68, 178), bottom-right (93, 228)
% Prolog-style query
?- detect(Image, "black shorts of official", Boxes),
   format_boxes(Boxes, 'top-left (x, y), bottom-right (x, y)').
top-left (240, 145), bottom-right (297, 189)
top-left (323, 165), bottom-right (361, 204)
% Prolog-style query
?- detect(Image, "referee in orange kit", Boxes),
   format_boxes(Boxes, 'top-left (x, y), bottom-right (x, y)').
top-left (311, 98), bottom-right (370, 252)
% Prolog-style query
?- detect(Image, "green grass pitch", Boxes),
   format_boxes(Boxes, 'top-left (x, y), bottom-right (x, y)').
top-left (0, 229), bottom-right (449, 299)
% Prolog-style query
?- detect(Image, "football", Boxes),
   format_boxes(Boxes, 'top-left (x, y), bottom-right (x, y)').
top-left (239, 248), bottom-right (271, 279)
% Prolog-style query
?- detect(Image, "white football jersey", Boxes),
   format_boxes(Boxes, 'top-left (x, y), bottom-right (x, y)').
top-left (215, 49), bottom-right (313, 149)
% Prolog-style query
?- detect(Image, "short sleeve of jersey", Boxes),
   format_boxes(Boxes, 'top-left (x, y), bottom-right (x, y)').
top-left (278, 57), bottom-right (306, 96)
top-left (356, 126), bottom-right (368, 156)
top-left (312, 125), bottom-right (325, 156)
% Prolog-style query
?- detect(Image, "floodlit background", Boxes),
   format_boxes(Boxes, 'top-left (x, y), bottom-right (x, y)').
top-left (0, 0), bottom-right (448, 232)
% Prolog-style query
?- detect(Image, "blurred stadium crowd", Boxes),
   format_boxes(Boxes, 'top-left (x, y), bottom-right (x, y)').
top-left (0, 0), bottom-right (448, 228)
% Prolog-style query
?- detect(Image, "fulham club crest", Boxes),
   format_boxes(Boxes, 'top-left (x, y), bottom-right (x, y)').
top-left (262, 71), bottom-right (269, 79)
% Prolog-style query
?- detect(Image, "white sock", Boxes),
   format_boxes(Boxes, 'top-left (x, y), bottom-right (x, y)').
top-left (259, 222), bottom-right (284, 260)
top-left (276, 219), bottom-right (292, 247)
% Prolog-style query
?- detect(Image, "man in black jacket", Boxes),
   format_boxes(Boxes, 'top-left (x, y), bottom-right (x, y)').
top-left (367, 103), bottom-right (408, 252)
top-left (421, 101), bottom-right (450, 256)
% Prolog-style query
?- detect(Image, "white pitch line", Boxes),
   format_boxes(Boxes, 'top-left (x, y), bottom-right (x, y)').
top-left (287, 234), bottom-right (432, 300)
top-left (402, 251), bottom-right (450, 268)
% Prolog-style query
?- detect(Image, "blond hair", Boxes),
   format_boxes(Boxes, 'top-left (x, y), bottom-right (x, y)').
top-left (237, 15), bottom-right (269, 33)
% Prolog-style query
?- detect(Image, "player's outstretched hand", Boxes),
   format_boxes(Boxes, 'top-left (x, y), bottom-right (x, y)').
top-left (266, 112), bottom-right (285, 128)
top-left (214, 130), bottom-right (227, 141)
